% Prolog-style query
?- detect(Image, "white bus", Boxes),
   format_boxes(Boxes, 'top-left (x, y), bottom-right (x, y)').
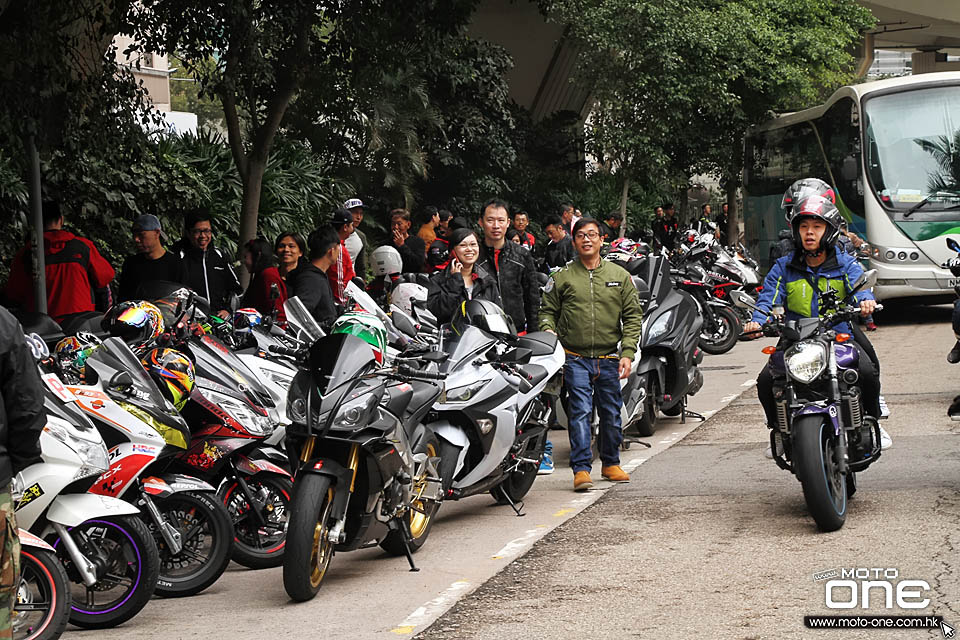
top-left (743, 71), bottom-right (960, 302)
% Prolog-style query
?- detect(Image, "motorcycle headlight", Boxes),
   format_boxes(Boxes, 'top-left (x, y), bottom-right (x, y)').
top-left (785, 341), bottom-right (827, 383)
top-left (646, 309), bottom-right (676, 343)
top-left (44, 415), bottom-right (110, 480)
top-left (331, 394), bottom-right (379, 431)
top-left (441, 380), bottom-right (489, 404)
top-left (200, 387), bottom-right (274, 436)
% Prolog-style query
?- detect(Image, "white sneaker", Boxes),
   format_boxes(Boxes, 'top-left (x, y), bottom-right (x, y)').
top-left (764, 432), bottom-right (783, 459)
top-left (878, 395), bottom-right (890, 419)
top-left (878, 424), bottom-right (892, 450)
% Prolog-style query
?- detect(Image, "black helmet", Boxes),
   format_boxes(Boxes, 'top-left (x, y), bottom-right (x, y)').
top-left (450, 299), bottom-right (516, 337)
top-left (789, 195), bottom-right (843, 254)
top-left (782, 178), bottom-right (836, 219)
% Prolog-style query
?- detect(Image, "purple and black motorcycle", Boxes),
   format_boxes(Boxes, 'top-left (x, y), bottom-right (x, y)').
top-left (732, 270), bottom-right (884, 532)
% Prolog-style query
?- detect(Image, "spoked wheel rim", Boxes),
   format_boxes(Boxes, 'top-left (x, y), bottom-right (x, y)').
top-left (309, 489), bottom-right (335, 589)
top-left (408, 443), bottom-right (437, 539)
top-left (224, 479), bottom-right (290, 552)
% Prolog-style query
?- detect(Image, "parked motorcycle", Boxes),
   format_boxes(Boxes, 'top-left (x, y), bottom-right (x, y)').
top-left (732, 271), bottom-right (884, 531)
top-left (13, 528), bottom-right (71, 640)
top-left (17, 339), bottom-right (159, 629)
top-left (279, 299), bottom-right (446, 601)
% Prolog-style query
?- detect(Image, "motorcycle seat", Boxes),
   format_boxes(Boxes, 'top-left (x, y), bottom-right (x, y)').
top-left (517, 331), bottom-right (558, 356)
top-left (516, 363), bottom-right (549, 387)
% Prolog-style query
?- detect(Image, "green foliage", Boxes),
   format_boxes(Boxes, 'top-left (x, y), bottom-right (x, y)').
top-left (168, 55), bottom-right (225, 133)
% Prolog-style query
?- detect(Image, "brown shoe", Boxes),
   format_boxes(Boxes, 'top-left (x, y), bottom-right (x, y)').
top-left (601, 465), bottom-right (630, 483)
top-left (573, 471), bottom-right (593, 492)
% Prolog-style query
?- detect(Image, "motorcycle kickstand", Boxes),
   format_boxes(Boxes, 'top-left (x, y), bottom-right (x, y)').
top-left (497, 486), bottom-right (526, 517)
top-left (398, 518), bottom-right (420, 573)
top-left (680, 398), bottom-right (706, 424)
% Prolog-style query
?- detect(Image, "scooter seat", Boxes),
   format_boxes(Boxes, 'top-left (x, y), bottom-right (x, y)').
top-left (518, 331), bottom-right (558, 356)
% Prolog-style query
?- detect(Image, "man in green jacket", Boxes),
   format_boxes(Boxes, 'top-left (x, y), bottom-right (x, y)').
top-left (540, 218), bottom-right (644, 491)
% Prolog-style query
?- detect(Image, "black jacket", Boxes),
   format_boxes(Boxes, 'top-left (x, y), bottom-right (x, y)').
top-left (118, 251), bottom-right (185, 302)
top-left (476, 240), bottom-right (540, 333)
top-left (173, 240), bottom-right (242, 314)
top-left (0, 307), bottom-right (45, 486)
top-left (426, 263), bottom-right (501, 324)
top-left (288, 263), bottom-right (339, 329)
top-left (392, 236), bottom-right (426, 274)
top-left (543, 236), bottom-right (575, 272)
top-left (653, 217), bottom-right (679, 250)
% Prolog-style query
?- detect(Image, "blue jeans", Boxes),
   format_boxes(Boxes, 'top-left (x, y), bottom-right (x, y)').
top-left (953, 298), bottom-right (960, 337)
top-left (564, 355), bottom-right (624, 473)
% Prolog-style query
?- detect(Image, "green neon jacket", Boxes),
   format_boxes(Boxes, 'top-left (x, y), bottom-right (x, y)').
top-left (539, 259), bottom-right (643, 360)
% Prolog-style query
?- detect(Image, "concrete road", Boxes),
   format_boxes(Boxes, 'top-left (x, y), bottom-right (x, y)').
top-left (414, 305), bottom-right (960, 640)
top-left (88, 328), bottom-right (773, 639)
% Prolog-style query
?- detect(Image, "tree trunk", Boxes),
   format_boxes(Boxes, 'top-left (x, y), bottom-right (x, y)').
top-left (727, 134), bottom-right (745, 245)
top-left (618, 174), bottom-right (630, 239)
top-left (237, 157), bottom-right (266, 288)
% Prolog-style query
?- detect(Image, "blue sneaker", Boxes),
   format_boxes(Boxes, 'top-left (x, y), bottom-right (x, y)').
top-left (538, 440), bottom-right (555, 475)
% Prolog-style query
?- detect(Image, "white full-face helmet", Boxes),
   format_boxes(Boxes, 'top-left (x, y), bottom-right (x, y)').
top-left (390, 282), bottom-right (428, 316)
top-left (371, 246), bottom-right (403, 276)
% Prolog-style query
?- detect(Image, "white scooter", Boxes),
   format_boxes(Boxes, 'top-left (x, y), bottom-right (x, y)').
top-left (18, 335), bottom-right (159, 630)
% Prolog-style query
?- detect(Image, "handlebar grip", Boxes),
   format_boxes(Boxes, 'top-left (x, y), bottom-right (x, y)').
top-left (397, 364), bottom-right (445, 381)
top-left (268, 344), bottom-right (302, 358)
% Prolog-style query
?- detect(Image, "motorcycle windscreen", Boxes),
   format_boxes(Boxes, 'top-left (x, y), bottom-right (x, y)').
top-left (192, 335), bottom-right (277, 409)
top-left (307, 333), bottom-right (377, 395)
top-left (86, 337), bottom-right (178, 412)
top-left (344, 281), bottom-right (391, 324)
top-left (284, 296), bottom-right (325, 345)
top-left (442, 325), bottom-right (497, 373)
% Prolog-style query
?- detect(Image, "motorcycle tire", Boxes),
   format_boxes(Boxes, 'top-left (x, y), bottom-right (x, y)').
top-left (381, 432), bottom-right (441, 556)
top-left (15, 546), bottom-right (71, 640)
top-left (792, 415), bottom-right (847, 532)
top-left (283, 474), bottom-right (335, 602)
top-left (221, 474), bottom-right (292, 570)
top-left (153, 491), bottom-right (234, 598)
top-left (491, 430), bottom-right (547, 505)
top-left (699, 306), bottom-right (741, 355)
top-left (55, 515), bottom-right (160, 629)
top-left (630, 375), bottom-right (659, 437)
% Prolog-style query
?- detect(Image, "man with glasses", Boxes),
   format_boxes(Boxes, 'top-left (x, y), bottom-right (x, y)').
top-left (175, 209), bottom-right (242, 319)
top-left (540, 218), bottom-right (644, 491)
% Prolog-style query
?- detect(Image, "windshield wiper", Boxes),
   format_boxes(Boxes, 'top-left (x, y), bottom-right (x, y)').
top-left (903, 191), bottom-right (960, 218)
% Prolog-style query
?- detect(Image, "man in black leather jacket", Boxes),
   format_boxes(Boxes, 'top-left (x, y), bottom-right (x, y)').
top-left (475, 199), bottom-right (540, 333)
top-left (173, 209), bottom-right (242, 319)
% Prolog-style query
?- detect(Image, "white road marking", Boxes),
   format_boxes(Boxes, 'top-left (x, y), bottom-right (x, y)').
top-left (621, 458), bottom-right (648, 473)
top-left (741, 379), bottom-right (757, 388)
top-left (390, 580), bottom-right (473, 635)
top-left (491, 527), bottom-right (548, 559)
top-left (720, 394), bottom-right (738, 403)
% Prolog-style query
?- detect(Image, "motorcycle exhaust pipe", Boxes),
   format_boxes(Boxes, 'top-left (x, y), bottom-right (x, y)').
top-left (53, 523), bottom-right (99, 587)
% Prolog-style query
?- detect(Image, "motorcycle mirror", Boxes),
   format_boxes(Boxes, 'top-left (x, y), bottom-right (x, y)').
top-left (729, 290), bottom-right (757, 309)
top-left (109, 370), bottom-right (134, 390)
top-left (947, 237), bottom-right (960, 254)
top-left (849, 269), bottom-right (878, 296)
top-left (499, 347), bottom-right (532, 365)
top-left (392, 310), bottom-right (418, 338)
top-left (419, 350), bottom-right (448, 363)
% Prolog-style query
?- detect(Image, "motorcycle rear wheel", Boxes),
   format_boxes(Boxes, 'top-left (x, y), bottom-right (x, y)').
top-left (793, 415), bottom-right (847, 532)
top-left (699, 306), bottom-right (740, 355)
top-left (15, 547), bottom-right (70, 640)
top-left (491, 431), bottom-right (546, 505)
top-left (283, 474), bottom-right (335, 602)
top-left (381, 433), bottom-right (441, 556)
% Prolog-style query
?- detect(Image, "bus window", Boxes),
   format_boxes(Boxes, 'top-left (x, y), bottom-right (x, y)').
top-left (815, 97), bottom-right (865, 228)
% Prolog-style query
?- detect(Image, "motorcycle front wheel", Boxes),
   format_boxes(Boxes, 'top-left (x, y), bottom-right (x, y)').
top-left (152, 491), bottom-right (234, 597)
top-left (15, 547), bottom-right (70, 640)
top-left (221, 474), bottom-right (292, 569)
top-left (793, 415), bottom-right (847, 532)
top-left (283, 474), bottom-right (335, 602)
top-left (54, 516), bottom-right (160, 629)
top-left (491, 430), bottom-right (546, 505)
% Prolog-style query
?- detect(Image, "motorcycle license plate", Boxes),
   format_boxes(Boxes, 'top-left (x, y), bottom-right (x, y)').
top-left (949, 278), bottom-right (960, 288)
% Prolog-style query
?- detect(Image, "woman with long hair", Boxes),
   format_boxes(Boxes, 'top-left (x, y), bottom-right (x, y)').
top-left (274, 231), bottom-right (307, 281)
top-left (241, 237), bottom-right (287, 321)
top-left (426, 228), bottom-right (501, 323)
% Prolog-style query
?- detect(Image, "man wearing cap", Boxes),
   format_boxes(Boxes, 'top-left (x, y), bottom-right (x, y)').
top-left (118, 214), bottom-right (184, 302)
top-left (343, 198), bottom-right (369, 281)
top-left (328, 208), bottom-right (356, 305)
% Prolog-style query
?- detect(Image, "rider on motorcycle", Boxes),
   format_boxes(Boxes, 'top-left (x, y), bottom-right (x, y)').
top-left (743, 192), bottom-right (891, 454)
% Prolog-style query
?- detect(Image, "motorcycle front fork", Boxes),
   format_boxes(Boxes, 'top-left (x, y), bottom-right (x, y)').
top-left (138, 488), bottom-right (183, 555)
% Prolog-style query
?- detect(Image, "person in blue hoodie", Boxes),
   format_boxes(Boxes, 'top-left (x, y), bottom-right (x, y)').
top-left (743, 193), bottom-right (890, 452)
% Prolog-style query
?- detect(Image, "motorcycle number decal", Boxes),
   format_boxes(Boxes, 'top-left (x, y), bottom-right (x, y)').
top-left (42, 374), bottom-right (76, 403)
top-left (15, 483), bottom-right (44, 511)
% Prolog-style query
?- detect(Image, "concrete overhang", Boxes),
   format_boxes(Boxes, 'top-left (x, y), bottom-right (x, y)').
top-left (860, 1), bottom-right (960, 52)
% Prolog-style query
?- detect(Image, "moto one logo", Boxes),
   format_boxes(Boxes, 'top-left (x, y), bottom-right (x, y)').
top-left (825, 569), bottom-right (930, 609)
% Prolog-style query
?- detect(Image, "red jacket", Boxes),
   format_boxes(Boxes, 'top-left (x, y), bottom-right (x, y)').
top-left (241, 266), bottom-right (287, 323)
top-left (5, 230), bottom-right (115, 322)
top-left (327, 241), bottom-right (355, 305)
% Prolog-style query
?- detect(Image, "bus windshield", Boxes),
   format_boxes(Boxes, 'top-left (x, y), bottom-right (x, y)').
top-left (864, 85), bottom-right (960, 212)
